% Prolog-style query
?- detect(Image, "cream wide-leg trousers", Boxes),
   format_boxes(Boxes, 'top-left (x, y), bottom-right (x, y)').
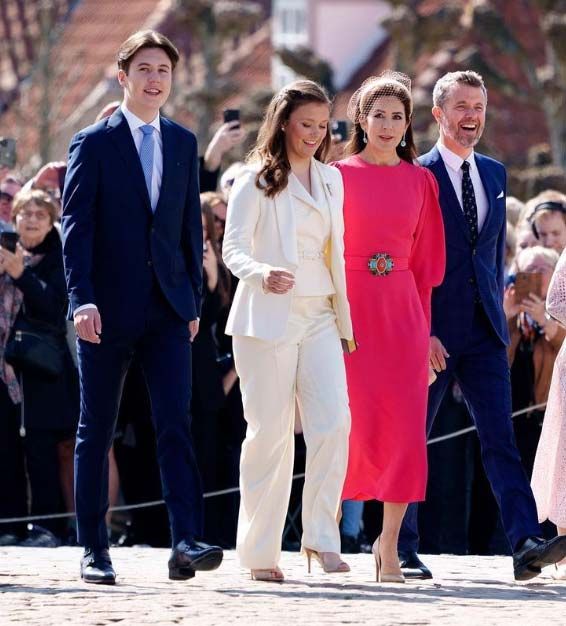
top-left (233, 296), bottom-right (350, 569)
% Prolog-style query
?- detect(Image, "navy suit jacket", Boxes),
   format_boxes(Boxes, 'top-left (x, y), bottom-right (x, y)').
top-left (61, 109), bottom-right (203, 334)
top-left (419, 146), bottom-right (509, 351)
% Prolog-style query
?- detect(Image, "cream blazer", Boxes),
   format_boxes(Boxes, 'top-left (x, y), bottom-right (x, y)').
top-left (223, 159), bottom-right (353, 342)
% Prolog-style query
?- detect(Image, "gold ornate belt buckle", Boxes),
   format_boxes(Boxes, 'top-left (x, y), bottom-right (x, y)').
top-left (368, 253), bottom-right (394, 276)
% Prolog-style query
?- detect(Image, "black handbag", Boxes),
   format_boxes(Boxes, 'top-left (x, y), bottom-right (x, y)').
top-left (5, 317), bottom-right (66, 378)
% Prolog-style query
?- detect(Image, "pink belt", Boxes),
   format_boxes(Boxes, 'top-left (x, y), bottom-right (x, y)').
top-left (345, 254), bottom-right (409, 276)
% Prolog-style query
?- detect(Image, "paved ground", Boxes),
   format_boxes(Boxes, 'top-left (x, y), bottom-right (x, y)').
top-left (1, 548), bottom-right (565, 625)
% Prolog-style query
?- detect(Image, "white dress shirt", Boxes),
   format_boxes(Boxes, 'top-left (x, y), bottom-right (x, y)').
top-left (437, 141), bottom-right (489, 233)
top-left (74, 104), bottom-right (163, 316)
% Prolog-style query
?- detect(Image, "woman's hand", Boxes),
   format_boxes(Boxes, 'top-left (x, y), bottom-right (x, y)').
top-left (203, 241), bottom-right (219, 291)
top-left (262, 267), bottom-right (295, 294)
top-left (0, 244), bottom-right (25, 279)
top-left (503, 285), bottom-right (521, 320)
top-left (520, 292), bottom-right (546, 327)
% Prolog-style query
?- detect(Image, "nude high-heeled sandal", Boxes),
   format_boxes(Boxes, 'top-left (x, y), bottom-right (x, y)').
top-left (372, 536), bottom-right (405, 583)
top-left (250, 566), bottom-right (284, 583)
top-left (304, 548), bottom-right (350, 574)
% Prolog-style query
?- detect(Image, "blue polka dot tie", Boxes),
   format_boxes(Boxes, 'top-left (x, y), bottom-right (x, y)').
top-left (461, 160), bottom-right (478, 245)
top-left (139, 124), bottom-right (155, 209)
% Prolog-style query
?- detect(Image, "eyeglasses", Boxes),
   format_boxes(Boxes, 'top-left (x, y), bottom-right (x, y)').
top-left (17, 210), bottom-right (51, 221)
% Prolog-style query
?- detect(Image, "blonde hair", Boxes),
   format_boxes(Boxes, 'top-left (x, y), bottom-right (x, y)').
top-left (525, 190), bottom-right (566, 226)
top-left (515, 245), bottom-right (559, 271)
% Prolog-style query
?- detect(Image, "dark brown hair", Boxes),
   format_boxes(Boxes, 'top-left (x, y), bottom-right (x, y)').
top-left (345, 80), bottom-right (417, 163)
top-left (249, 80), bottom-right (332, 198)
top-left (200, 194), bottom-right (231, 307)
top-left (117, 30), bottom-right (179, 74)
top-left (12, 189), bottom-right (59, 225)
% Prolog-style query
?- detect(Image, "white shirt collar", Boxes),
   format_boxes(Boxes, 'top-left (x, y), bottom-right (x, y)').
top-left (121, 103), bottom-right (161, 134)
top-left (437, 140), bottom-right (476, 174)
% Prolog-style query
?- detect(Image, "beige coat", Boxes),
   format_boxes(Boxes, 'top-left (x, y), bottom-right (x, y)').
top-left (223, 159), bottom-right (353, 341)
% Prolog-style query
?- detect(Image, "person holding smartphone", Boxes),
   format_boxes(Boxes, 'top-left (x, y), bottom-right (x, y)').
top-left (0, 189), bottom-right (79, 546)
top-left (503, 245), bottom-right (564, 477)
top-left (200, 111), bottom-right (245, 192)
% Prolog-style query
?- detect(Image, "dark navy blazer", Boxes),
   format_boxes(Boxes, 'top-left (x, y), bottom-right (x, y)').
top-left (61, 108), bottom-right (203, 333)
top-left (419, 146), bottom-right (509, 351)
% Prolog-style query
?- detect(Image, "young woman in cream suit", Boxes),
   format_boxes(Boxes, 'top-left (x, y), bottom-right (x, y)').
top-left (223, 80), bottom-right (354, 582)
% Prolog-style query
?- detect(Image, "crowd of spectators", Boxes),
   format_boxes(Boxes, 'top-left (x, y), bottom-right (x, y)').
top-left (0, 112), bottom-right (565, 556)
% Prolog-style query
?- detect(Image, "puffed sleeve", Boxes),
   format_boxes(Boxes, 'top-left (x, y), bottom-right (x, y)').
top-left (546, 249), bottom-right (566, 326)
top-left (409, 168), bottom-right (446, 329)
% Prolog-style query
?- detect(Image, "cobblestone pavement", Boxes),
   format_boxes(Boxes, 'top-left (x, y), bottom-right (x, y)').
top-left (1, 548), bottom-right (565, 625)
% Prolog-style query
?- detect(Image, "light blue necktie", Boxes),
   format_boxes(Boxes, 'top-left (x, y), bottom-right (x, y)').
top-left (139, 124), bottom-right (155, 209)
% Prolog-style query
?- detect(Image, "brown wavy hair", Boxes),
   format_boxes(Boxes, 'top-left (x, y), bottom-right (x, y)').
top-left (248, 80), bottom-right (332, 198)
top-left (345, 80), bottom-right (417, 163)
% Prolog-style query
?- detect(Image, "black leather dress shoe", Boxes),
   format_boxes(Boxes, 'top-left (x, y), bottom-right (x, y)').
top-left (80, 548), bottom-right (116, 585)
top-left (513, 535), bottom-right (566, 581)
top-left (398, 551), bottom-right (433, 580)
top-left (168, 539), bottom-right (224, 580)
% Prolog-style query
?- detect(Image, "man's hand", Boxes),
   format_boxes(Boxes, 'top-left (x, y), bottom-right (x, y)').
top-left (203, 122), bottom-right (245, 172)
top-left (262, 268), bottom-right (295, 294)
top-left (430, 335), bottom-right (449, 372)
top-left (74, 307), bottom-right (102, 344)
top-left (189, 319), bottom-right (200, 342)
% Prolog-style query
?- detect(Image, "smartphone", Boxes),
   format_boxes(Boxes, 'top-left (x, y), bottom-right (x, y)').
top-left (0, 231), bottom-right (19, 253)
top-left (0, 138), bottom-right (16, 169)
top-left (332, 120), bottom-right (348, 142)
top-left (514, 271), bottom-right (542, 303)
top-left (223, 109), bottom-right (240, 129)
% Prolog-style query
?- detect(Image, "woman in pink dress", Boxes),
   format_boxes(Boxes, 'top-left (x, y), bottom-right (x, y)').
top-left (531, 247), bottom-right (566, 580)
top-left (333, 72), bottom-right (445, 582)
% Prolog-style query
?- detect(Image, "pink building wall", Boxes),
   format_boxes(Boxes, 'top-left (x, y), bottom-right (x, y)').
top-left (309, 0), bottom-right (391, 88)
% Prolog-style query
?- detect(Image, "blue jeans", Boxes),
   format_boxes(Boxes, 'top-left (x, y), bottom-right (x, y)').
top-left (341, 500), bottom-right (364, 538)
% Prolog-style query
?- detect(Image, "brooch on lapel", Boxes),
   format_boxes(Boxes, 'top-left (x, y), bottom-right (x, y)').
top-left (325, 182), bottom-right (333, 196)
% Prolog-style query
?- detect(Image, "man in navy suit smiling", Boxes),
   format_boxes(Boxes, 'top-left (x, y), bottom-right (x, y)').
top-left (62, 30), bottom-right (223, 584)
top-left (398, 71), bottom-right (566, 581)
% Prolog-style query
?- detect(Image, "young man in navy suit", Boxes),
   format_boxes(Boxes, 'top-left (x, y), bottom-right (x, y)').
top-left (62, 30), bottom-right (223, 584)
top-left (398, 71), bottom-right (566, 581)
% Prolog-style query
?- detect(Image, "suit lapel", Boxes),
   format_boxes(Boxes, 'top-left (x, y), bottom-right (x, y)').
top-left (474, 154), bottom-right (497, 240)
top-left (106, 109), bottom-right (152, 213)
top-left (273, 184), bottom-right (299, 268)
top-left (428, 147), bottom-right (471, 242)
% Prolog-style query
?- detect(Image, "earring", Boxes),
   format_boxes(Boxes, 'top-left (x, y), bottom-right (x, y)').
top-left (363, 131), bottom-right (368, 144)
top-left (400, 132), bottom-right (407, 148)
